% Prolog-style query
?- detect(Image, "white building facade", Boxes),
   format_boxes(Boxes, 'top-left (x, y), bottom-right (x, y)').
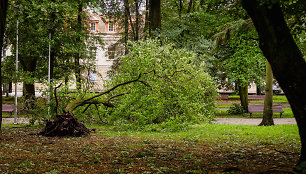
top-left (87, 14), bottom-right (122, 91)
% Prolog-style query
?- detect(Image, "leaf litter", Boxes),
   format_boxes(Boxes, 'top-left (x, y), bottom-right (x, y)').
top-left (0, 127), bottom-right (300, 173)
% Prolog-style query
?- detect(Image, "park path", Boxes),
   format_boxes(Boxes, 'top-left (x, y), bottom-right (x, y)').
top-left (2, 117), bottom-right (297, 125)
top-left (2, 118), bottom-right (31, 124)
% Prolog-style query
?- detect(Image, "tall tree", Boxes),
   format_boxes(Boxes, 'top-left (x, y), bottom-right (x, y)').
top-left (242, 0), bottom-right (306, 171)
top-left (135, 0), bottom-right (140, 41)
top-left (149, 0), bottom-right (161, 37)
top-left (123, 0), bottom-right (129, 54)
top-left (259, 60), bottom-right (274, 126)
top-left (4, 0), bottom-right (102, 98)
top-left (213, 19), bottom-right (265, 111)
top-left (75, 3), bottom-right (83, 90)
top-left (0, 0), bottom-right (9, 131)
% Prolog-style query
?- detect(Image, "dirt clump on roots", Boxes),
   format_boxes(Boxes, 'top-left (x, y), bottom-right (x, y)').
top-left (39, 113), bottom-right (90, 137)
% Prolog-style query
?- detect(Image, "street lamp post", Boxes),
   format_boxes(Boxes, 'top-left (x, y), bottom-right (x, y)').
top-left (48, 21), bottom-right (53, 116)
top-left (14, 18), bottom-right (19, 124)
top-left (48, 32), bottom-right (51, 116)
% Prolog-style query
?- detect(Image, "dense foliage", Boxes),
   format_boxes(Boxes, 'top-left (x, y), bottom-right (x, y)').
top-left (99, 40), bottom-right (216, 131)
top-left (3, 0), bottom-right (103, 96)
top-left (212, 19), bottom-right (266, 89)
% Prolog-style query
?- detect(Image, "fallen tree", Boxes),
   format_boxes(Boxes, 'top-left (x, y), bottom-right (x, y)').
top-left (39, 72), bottom-right (151, 137)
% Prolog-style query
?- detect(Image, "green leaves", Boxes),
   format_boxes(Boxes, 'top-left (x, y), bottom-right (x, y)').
top-left (104, 40), bottom-right (216, 130)
top-left (4, 0), bottom-right (102, 84)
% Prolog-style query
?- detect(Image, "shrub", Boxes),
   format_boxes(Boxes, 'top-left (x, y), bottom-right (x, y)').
top-left (227, 104), bottom-right (245, 115)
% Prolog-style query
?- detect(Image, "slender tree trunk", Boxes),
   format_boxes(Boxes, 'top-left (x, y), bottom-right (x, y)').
top-left (75, 3), bottom-right (82, 90)
top-left (21, 60), bottom-right (37, 110)
top-left (49, 0), bottom-right (56, 80)
top-left (23, 83), bottom-right (35, 100)
top-left (20, 55), bottom-right (37, 101)
top-left (242, 0), bottom-right (306, 170)
top-left (179, 0), bottom-right (183, 18)
top-left (256, 85), bottom-right (261, 95)
top-left (239, 84), bottom-right (248, 112)
top-left (149, 0), bottom-right (161, 37)
top-left (124, 0), bottom-right (136, 41)
top-left (187, 0), bottom-right (193, 13)
top-left (144, 0), bottom-right (149, 38)
top-left (124, 0), bottom-right (129, 54)
top-left (259, 60), bottom-right (274, 126)
top-left (135, 0), bottom-right (140, 41)
top-left (0, 0), bottom-right (9, 131)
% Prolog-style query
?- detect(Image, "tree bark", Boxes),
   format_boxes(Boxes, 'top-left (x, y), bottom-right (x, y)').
top-left (238, 81), bottom-right (248, 112)
top-left (123, 0), bottom-right (136, 41)
top-left (75, 3), bottom-right (82, 90)
top-left (124, 0), bottom-right (129, 54)
top-left (0, 0), bottom-right (9, 130)
top-left (23, 83), bottom-right (35, 100)
top-left (187, 0), bottom-right (193, 13)
top-left (149, 0), bottom-right (161, 37)
top-left (259, 60), bottom-right (274, 126)
top-left (242, 0), bottom-right (306, 170)
top-left (256, 85), bottom-right (261, 95)
top-left (20, 55), bottom-right (37, 100)
top-left (135, 0), bottom-right (140, 41)
top-left (50, 1), bottom-right (56, 80)
top-left (144, 0), bottom-right (149, 38)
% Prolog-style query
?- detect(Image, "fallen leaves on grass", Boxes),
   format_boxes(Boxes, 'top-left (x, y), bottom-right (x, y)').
top-left (0, 127), bottom-right (300, 173)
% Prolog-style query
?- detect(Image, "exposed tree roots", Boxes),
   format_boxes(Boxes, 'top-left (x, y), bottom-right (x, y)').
top-left (39, 113), bottom-right (90, 137)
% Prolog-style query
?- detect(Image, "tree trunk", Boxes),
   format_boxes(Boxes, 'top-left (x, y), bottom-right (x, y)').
top-left (123, 0), bottom-right (136, 41)
top-left (23, 83), bottom-right (35, 100)
top-left (187, 0), bottom-right (193, 13)
top-left (149, 0), bottom-right (161, 37)
top-left (0, 0), bottom-right (9, 130)
top-left (75, 3), bottom-right (82, 90)
top-left (124, 0), bottom-right (129, 54)
top-left (238, 82), bottom-right (248, 112)
top-left (242, 0), bottom-right (306, 171)
top-left (259, 60), bottom-right (274, 126)
top-left (20, 55), bottom-right (37, 101)
top-left (135, 0), bottom-right (140, 41)
top-left (256, 85), bottom-right (261, 95)
top-left (49, 0), bottom-right (56, 80)
top-left (23, 83), bottom-right (35, 110)
top-left (144, 0), bottom-right (149, 38)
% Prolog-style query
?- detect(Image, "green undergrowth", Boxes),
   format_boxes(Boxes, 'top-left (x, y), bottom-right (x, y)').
top-left (91, 124), bottom-right (300, 148)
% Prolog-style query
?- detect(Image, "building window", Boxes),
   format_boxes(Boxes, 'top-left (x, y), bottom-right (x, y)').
top-left (108, 22), bottom-right (114, 32)
top-left (107, 44), bottom-right (116, 60)
top-left (90, 23), bottom-right (96, 31)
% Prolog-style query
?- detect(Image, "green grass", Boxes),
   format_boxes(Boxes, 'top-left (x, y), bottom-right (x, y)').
top-left (216, 104), bottom-right (232, 108)
top-left (273, 95), bottom-right (289, 103)
top-left (227, 95), bottom-right (288, 103)
top-left (1, 124), bottom-right (36, 128)
top-left (216, 107), bottom-right (294, 118)
top-left (91, 124), bottom-right (300, 148)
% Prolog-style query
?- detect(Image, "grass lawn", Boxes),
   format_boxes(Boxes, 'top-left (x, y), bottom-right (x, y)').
top-left (216, 108), bottom-right (294, 118)
top-left (0, 124), bottom-right (300, 173)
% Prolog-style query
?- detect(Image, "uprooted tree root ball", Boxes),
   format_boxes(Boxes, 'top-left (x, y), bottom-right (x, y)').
top-left (39, 113), bottom-right (91, 137)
